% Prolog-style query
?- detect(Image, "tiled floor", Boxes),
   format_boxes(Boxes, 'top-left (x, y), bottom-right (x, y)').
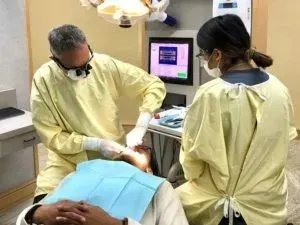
top-left (1, 141), bottom-right (300, 225)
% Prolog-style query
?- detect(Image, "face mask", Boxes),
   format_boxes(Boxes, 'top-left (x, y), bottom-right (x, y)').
top-left (51, 46), bottom-right (94, 81)
top-left (66, 63), bottom-right (93, 81)
top-left (67, 69), bottom-right (88, 81)
top-left (203, 60), bottom-right (222, 78)
top-left (202, 49), bottom-right (222, 78)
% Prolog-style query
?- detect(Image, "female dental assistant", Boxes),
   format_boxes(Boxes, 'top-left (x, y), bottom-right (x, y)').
top-left (176, 14), bottom-right (297, 225)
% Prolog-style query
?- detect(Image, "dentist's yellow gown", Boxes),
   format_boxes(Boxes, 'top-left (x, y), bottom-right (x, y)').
top-left (31, 54), bottom-right (166, 196)
top-left (176, 74), bottom-right (297, 225)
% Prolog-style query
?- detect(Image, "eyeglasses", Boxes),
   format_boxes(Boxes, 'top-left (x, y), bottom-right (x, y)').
top-left (196, 48), bottom-right (209, 58)
top-left (51, 45), bottom-right (94, 73)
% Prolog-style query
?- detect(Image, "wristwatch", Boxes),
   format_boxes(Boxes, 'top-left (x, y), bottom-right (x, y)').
top-left (122, 218), bottom-right (129, 225)
top-left (25, 205), bottom-right (42, 225)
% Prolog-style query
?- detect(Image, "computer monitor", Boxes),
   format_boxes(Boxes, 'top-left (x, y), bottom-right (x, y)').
top-left (148, 37), bottom-right (193, 85)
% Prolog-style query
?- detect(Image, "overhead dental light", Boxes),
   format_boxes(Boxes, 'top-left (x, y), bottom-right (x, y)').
top-left (79, 0), bottom-right (177, 28)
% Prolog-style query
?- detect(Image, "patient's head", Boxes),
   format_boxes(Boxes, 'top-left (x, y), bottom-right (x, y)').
top-left (118, 146), bottom-right (152, 172)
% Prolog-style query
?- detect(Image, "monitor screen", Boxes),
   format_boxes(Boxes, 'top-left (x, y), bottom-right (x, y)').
top-left (149, 37), bottom-right (193, 85)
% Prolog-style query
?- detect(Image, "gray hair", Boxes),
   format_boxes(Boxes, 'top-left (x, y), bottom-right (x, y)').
top-left (48, 24), bottom-right (87, 58)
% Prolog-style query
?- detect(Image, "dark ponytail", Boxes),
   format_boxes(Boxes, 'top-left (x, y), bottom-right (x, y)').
top-left (197, 14), bottom-right (274, 69)
top-left (250, 50), bottom-right (273, 68)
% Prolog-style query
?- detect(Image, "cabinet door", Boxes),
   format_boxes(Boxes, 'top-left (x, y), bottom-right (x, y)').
top-left (0, 147), bottom-right (35, 193)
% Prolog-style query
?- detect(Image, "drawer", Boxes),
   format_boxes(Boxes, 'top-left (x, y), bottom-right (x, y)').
top-left (0, 131), bottom-right (40, 158)
top-left (0, 146), bottom-right (35, 193)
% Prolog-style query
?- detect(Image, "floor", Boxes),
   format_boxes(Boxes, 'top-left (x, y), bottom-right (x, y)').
top-left (1, 140), bottom-right (300, 225)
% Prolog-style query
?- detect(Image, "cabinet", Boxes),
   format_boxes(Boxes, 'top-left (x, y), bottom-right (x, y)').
top-left (0, 87), bottom-right (40, 211)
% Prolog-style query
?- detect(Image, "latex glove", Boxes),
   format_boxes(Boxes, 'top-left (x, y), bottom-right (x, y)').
top-left (99, 139), bottom-right (125, 158)
top-left (126, 112), bottom-right (152, 148)
top-left (83, 137), bottom-right (125, 158)
top-left (126, 126), bottom-right (147, 149)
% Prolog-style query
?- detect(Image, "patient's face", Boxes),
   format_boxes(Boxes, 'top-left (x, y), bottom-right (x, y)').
top-left (119, 147), bottom-right (151, 172)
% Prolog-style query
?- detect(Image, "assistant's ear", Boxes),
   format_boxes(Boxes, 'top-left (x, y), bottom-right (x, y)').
top-left (214, 49), bottom-right (222, 63)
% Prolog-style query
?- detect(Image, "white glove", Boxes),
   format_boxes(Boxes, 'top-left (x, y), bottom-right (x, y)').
top-left (126, 112), bottom-right (152, 148)
top-left (99, 139), bottom-right (125, 158)
top-left (126, 126), bottom-right (147, 149)
top-left (83, 137), bottom-right (125, 158)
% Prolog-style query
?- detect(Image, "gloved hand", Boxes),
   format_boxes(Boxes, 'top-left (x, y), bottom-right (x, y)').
top-left (83, 137), bottom-right (125, 159)
top-left (126, 112), bottom-right (152, 149)
top-left (99, 139), bottom-right (125, 158)
top-left (126, 126), bottom-right (147, 149)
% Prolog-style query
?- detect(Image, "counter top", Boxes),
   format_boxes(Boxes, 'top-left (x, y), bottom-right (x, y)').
top-left (0, 111), bottom-right (35, 140)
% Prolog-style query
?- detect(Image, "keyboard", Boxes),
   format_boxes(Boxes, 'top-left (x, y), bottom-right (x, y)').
top-left (0, 107), bottom-right (25, 120)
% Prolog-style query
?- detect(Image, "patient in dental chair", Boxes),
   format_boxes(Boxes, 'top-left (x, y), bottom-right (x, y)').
top-left (16, 147), bottom-right (188, 225)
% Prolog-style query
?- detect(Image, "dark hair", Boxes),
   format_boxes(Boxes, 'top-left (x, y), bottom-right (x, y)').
top-left (48, 24), bottom-right (87, 58)
top-left (197, 14), bottom-right (273, 68)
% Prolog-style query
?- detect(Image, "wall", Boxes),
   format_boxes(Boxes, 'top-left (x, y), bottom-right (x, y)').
top-left (26, 0), bottom-right (145, 124)
top-left (252, 0), bottom-right (269, 53)
top-left (267, 0), bottom-right (300, 128)
top-left (146, 0), bottom-right (213, 105)
top-left (146, 0), bottom-right (269, 105)
top-left (0, 0), bottom-right (30, 110)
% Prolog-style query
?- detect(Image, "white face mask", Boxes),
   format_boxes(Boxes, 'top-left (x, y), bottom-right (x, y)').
top-left (203, 60), bottom-right (222, 78)
top-left (67, 69), bottom-right (88, 81)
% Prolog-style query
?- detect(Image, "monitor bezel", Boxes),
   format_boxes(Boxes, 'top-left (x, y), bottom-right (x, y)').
top-left (148, 37), bottom-right (194, 86)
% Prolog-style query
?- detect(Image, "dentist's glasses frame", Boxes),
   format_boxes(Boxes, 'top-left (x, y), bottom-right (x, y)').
top-left (50, 45), bottom-right (94, 76)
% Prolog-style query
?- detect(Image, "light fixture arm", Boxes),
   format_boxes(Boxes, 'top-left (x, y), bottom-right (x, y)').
top-left (79, 0), bottom-right (177, 27)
